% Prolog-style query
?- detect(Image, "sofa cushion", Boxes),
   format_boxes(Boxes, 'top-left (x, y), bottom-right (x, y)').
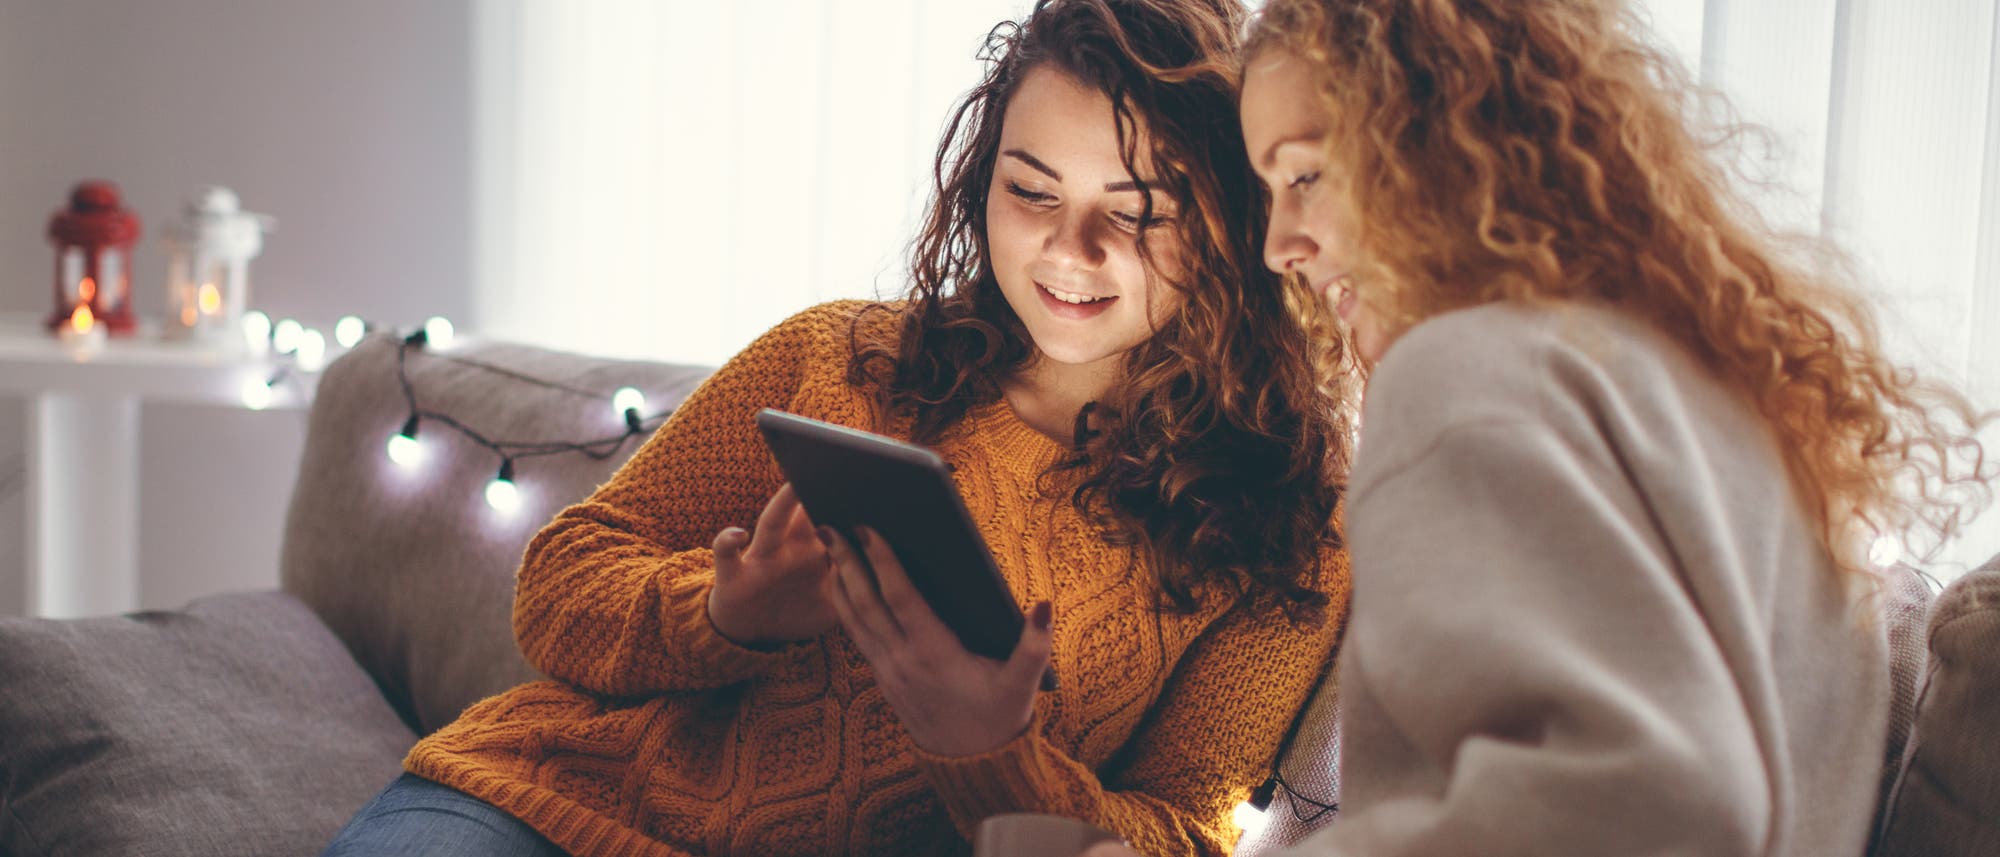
top-left (0, 591), bottom-right (417, 857)
top-left (282, 337), bottom-right (711, 734)
top-left (1873, 556), bottom-right (2000, 856)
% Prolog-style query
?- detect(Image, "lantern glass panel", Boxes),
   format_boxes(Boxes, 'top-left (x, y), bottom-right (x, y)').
top-left (60, 248), bottom-right (84, 304)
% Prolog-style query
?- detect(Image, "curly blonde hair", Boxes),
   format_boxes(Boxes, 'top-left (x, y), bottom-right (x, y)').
top-left (1246, 0), bottom-right (1993, 575)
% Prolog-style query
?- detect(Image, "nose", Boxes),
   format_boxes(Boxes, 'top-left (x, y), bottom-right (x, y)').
top-left (1043, 206), bottom-right (1106, 271)
top-left (1263, 199), bottom-right (1318, 274)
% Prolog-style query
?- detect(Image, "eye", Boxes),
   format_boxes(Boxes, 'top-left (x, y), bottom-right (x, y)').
top-left (1110, 209), bottom-right (1174, 231)
top-left (1288, 170), bottom-right (1322, 191)
top-left (1006, 181), bottom-right (1056, 205)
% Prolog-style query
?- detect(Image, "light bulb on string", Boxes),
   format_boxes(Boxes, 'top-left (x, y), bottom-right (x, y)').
top-left (608, 388), bottom-right (640, 424)
top-left (273, 318), bottom-right (304, 354)
top-left (485, 460), bottom-right (521, 513)
top-left (334, 315), bottom-right (370, 349)
top-left (242, 311), bottom-right (273, 353)
top-left (1233, 800), bottom-right (1270, 838)
top-left (240, 371), bottom-right (283, 411)
top-left (423, 316), bottom-right (456, 350)
top-left (386, 415), bottom-right (424, 468)
top-left (296, 328), bottom-right (329, 372)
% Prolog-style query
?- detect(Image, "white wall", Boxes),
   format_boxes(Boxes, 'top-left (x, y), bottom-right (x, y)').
top-left (0, 0), bottom-right (476, 613)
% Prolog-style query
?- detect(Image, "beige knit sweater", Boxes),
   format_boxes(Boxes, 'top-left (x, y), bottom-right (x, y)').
top-left (1286, 302), bottom-right (1889, 857)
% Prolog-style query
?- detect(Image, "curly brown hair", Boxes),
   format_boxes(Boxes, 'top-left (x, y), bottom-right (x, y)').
top-left (848, 0), bottom-right (1352, 618)
top-left (1247, 0), bottom-right (1994, 575)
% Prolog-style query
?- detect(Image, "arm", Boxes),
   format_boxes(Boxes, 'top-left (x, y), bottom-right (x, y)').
top-left (912, 550), bottom-right (1347, 857)
top-left (1300, 419), bottom-right (1771, 857)
top-left (511, 307), bottom-right (836, 696)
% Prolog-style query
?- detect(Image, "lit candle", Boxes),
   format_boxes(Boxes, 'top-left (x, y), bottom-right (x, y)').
top-left (57, 303), bottom-right (107, 356)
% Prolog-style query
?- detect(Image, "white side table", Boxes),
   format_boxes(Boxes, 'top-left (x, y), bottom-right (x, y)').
top-left (0, 313), bottom-right (308, 618)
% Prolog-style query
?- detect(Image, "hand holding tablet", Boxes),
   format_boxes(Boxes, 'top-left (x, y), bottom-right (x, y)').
top-left (755, 409), bottom-right (1057, 688)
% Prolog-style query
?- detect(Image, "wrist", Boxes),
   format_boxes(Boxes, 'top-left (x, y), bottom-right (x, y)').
top-left (705, 586), bottom-right (797, 652)
top-left (912, 711), bottom-right (1035, 759)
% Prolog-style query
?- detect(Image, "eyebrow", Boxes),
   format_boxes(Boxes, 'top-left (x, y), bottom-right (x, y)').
top-left (1002, 148), bottom-right (1163, 194)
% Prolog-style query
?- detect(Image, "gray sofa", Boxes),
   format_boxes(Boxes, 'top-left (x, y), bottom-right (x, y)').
top-left (1, 335), bottom-right (1996, 857)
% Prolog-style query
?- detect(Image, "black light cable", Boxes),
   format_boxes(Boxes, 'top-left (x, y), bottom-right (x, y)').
top-left (380, 326), bottom-right (673, 513)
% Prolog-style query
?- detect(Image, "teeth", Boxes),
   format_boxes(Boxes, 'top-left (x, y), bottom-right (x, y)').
top-left (1043, 284), bottom-right (1107, 304)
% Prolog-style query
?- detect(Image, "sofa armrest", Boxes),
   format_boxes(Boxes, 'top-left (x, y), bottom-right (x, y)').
top-left (281, 334), bottom-right (712, 734)
top-left (1873, 556), bottom-right (2000, 857)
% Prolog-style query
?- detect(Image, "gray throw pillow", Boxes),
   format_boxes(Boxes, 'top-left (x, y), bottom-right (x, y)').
top-left (1873, 557), bottom-right (2000, 857)
top-left (0, 591), bottom-right (417, 857)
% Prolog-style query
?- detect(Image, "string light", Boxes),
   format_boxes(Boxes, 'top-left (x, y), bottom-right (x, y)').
top-left (612, 387), bottom-right (646, 419)
top-left (423, 316), bottom-right (456, 350)
top-left (375, 326), bottom-right (671, 516)
top-left (296, 328), bottom-right (329, 372)
top-left (485, 460), bottom-right (521, 513)
top-left (1233, 800), bottom-right (1270, 837)
top-left (273, 318), bottom-right (304, 354)
top-left (239, 370), bottom-right (285, 411)
top-left (387, 415), bottom-right (424, 468)
top-left (335, 315), bottom-right (371, 349)
top-left (241, 311), bottom-right (273, 353)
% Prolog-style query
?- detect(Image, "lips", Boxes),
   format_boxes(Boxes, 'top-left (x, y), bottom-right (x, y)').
top-left (1036, 281), bottom-right (1118, 319)
top-left (1315, 274), bottom-right (1358, 323)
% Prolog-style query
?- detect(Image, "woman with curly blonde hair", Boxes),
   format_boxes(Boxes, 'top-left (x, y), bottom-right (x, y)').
top-left (1092, 1), bottom-right (1994, 856)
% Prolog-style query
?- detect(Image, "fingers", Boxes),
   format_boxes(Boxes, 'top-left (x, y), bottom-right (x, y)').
top-left (711, 526), bottom-right (750, 574)
top-left (824, 546), bottom-right (883, 656)
top-left (783, 491), bottom-right (819, 541)
top-left (1004, 600), bottom-right (1057, 693)
top-left (854, 528), bottom-right (953, 644)
top-left (748, 483), bottom-right (803, 555)
top-left (821, 526), bottom-right (906, 645)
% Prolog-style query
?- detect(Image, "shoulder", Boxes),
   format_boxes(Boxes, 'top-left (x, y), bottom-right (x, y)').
top-left (1358, 301), bottom-right (1722, 490)
top-left (726, 299), bottom-right (909, 369)
top-left (757, 299), bottom-right (902, 349)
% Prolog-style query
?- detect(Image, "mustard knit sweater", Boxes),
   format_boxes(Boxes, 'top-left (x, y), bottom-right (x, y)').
top-left (404, 301), bottom-right (1348, 857)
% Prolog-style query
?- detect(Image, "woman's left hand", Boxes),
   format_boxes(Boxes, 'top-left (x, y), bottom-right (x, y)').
top-left (821, 526), bottom-right (1054, 757)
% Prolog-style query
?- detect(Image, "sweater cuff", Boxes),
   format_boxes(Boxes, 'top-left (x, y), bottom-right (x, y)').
top-left (661, 571), bottom-right (796, 683)
top-left (910, 714), bottom-right (1059, 829)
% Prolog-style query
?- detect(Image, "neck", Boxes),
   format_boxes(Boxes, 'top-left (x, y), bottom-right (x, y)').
top-left (1003, 353), bottom-right (1120, 445)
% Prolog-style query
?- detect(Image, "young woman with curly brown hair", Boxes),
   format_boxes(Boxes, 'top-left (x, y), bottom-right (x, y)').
top-left (320, 2), bottom-right (1351, 856)
top-left (1094, 1), bottom-right (1995, 856)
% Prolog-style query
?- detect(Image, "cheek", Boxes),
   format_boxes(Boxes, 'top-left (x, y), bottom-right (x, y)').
top-left (1352, 304), bottom-right (1392, 362)
top-left (1129, 234), bottom-right (1187, 320)
top-left (1301, 195), bottom-right (1359, 258)
top-left (983, 200), bottom-right (1037, 270)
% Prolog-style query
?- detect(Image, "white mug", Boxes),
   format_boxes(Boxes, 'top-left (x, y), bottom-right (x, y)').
top-left (974, 813), bottom-right (1124, 857)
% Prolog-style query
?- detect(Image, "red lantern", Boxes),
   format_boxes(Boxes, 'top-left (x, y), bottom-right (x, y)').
top-left (46, 180), bottom-right (141, 335)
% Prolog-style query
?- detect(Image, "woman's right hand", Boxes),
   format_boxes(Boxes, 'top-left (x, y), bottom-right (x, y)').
top-left (706, 483), bottom-right (838, 647)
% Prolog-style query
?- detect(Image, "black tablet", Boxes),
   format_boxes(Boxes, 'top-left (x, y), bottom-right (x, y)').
top-left (755, 409), bottom-right (1026, 662)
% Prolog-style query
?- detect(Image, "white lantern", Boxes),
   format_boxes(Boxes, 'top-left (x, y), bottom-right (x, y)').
top-left (162, 187), bottom-right (273, 343)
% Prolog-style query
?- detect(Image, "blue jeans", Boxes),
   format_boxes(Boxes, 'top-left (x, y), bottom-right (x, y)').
top-left (321, 773), bottom-right (568, 857)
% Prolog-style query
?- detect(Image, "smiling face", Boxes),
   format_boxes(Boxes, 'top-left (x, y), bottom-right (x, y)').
top-left (1240, 50), bottom-right (1389, 363)
top-left (985, 65), bottom-right (1185, 371)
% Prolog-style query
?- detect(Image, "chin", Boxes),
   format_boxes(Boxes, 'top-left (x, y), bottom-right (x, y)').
top-left (1019, 328), bottom-right (1133, 368)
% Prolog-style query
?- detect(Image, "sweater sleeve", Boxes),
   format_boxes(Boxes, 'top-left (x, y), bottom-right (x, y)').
top-left (914, 547), bottom-right (1348, 857)
top-left (511, 304), bottom-right (851, 697)
top-left (1289, 418), bottom-right (1772, 857)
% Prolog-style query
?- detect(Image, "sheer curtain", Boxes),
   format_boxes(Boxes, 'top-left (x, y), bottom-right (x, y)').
top-left (472, 0), bottom-right (1032, 368)
top-left (1639, 0), bottom-right (2000, 578)
top-left (473, 0), bottom-right (2000, 576)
